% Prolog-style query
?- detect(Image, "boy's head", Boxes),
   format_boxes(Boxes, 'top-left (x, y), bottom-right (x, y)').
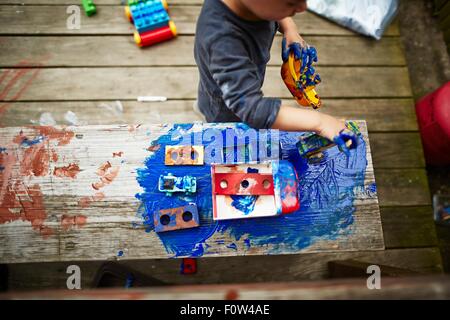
top-left (240, 0), bottom-right (307, 21)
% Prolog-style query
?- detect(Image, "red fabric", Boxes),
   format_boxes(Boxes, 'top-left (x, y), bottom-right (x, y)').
top-left (416, 81), bottom-right (450, 166)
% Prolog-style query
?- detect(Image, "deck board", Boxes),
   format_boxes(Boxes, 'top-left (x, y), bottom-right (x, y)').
top-left (0, 67), bottom-right (413, 101)
top-left (0, 99), bottom-right (419, 132)
top-left (0, 36), bottom-right (406, 67)
top-left (0, 5), bottom-right (400, 36)
top-left (6, 248), bottom-right (443, 290)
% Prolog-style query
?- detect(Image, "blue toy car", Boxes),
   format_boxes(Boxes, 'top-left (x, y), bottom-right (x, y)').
top-left (158, 173), bottom-right (197, 196)
top-left (297, 121), bottom-right (361, 161)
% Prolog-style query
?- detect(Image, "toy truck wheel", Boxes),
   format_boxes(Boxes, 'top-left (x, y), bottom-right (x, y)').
top-left (124, 6), bottom-right (133, 22)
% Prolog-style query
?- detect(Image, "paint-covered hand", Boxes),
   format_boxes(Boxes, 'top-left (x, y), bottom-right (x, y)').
top-left (281, 37), bottom-right (304, 62)
top-left (333, 129), bottom-right (359, 157)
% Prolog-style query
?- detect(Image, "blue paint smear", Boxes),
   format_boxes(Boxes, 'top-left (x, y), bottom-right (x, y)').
top-left (0, 147), bottom-right (7, 153)
top-left (135, 124), bottom-right (368, 257)
top-left (230, 195), bottom-right (258, 215)
top-left (368, 182), bottom-right (377, 195)
top-left (117, 250), bottom-right (124, 257)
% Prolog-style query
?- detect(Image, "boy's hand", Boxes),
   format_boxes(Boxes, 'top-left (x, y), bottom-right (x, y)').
top-left (281, 35), bottom-right (307, 62)
top-left (316, 114), bottom-right (346, 142)
top-left (285, 31), bottom-right (307, 49)
top-left (316, 114), bottom-right (359, 156)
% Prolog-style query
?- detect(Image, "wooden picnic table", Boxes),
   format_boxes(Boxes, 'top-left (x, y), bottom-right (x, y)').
top-left (0, 0), bottom-right (442, 288)
top-left (0, 121), bottom-right (383, 262)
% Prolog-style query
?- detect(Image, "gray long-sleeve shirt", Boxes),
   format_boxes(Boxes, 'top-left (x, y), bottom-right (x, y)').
top-left (194, 0), bottom-right (282, 129)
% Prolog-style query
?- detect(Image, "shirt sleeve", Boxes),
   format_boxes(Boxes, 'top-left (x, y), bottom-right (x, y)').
top-left (207, 35), bottom-right (282, 129)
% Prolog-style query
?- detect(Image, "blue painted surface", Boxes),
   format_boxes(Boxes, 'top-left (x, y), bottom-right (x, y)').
top-left (135, 124), bottom-right (369, 257)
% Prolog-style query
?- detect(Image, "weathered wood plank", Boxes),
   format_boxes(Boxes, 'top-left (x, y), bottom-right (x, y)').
top-left (0, 121), bottom-right (384, 263)
top-left (0, 67), bottom-right (413, 101)
top-left (6, 248), bottom-right (442, 290)
top-left (375, 169), bottom-right (431, 207)
top-left (381, 206), bottom-right (438, 248)
top-left (0, 36), bottom-right (406, 67)
top-left (0, 99), bottom-right (419, 132)
top-left (4, 275), bottom-right (450, 299)
top-left (370, 132), bottom-right (426, 169)
top-left (0, 5), bottom-right (400, 36)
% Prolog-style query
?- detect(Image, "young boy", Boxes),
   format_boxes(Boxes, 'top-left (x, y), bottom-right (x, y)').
top-left (194, 0), bottom-right (347, 142)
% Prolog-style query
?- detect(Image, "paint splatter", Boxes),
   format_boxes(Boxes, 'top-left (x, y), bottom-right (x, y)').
top-left (35, 126), bottom-right (74, 146)
top-left (230, 195), bottom-right (258, 215)
top-left (92, 161), bottom-right (120, 190)
top-left (135, 124), bottom-right (368, 257)
top-left (53, 163), bottom-right (80, 179)
top-left (0, 183), bottom-right (53, 238)
top-left (113, 151), bottom-right (123, 158)
top-left (0, 125), bottom-right (75, 238)
top-left (61, 214), bottom-right (87, 231)
top-left (147, 144), bottom-right (161, 152)
top-left (78, 192), bottom-right (105, 208)
top-left (0, 62), bottom-right (44, 116)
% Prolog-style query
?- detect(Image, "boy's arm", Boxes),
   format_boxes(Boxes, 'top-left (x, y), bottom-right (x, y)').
top-left (276, 18), bottom-right (346, 140)
top-left (271, 105), bottom-right (346, 141)
top-left (278, 17), bottom-right (306, 47)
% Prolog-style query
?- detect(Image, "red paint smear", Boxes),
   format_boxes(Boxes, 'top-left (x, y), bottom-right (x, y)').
top-left (0, 68), bottom-right (42, 116)
top-left (19, 143), bottom-right (50, 177)
top-left (96, 161), bottom-right (112, 176)
top-left (0, 183), bottom-right (54, 238)
top-left (61, 214), bottom-right (87, 231)
top-left (0, 69), bottom-right (29, 100)
top-left (12, 127), bottom-right (74, 178)
top-left (147, 145), bottom-right (160, 152)
top-left (0, 70), bottom-right (11, 86)
top-left (0, 148), bottom-right (17, 204)
top-left (113, 152), bottom-right (123, 158)
top-left (0, 58), bottom-right (48, 116)
top-left (51, 150), bottom-right (58, 162)
top-left (53, 163), bottom-right (80, 179)
top-left (34, 126), bottom-right (74, 146)
top-left (92, 162), bottom-right (120, 190)
top-left (78, 192), bottom-right (104, 208)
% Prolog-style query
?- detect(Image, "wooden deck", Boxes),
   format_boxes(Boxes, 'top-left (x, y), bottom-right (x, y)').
top-left (0, 0), bottom-right (443, 288)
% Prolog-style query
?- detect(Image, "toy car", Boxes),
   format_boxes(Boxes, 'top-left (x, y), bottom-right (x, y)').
top-left (297, 121), bottom-right (361, 161)
top-left (158, 173), bottom-right (197, 196)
